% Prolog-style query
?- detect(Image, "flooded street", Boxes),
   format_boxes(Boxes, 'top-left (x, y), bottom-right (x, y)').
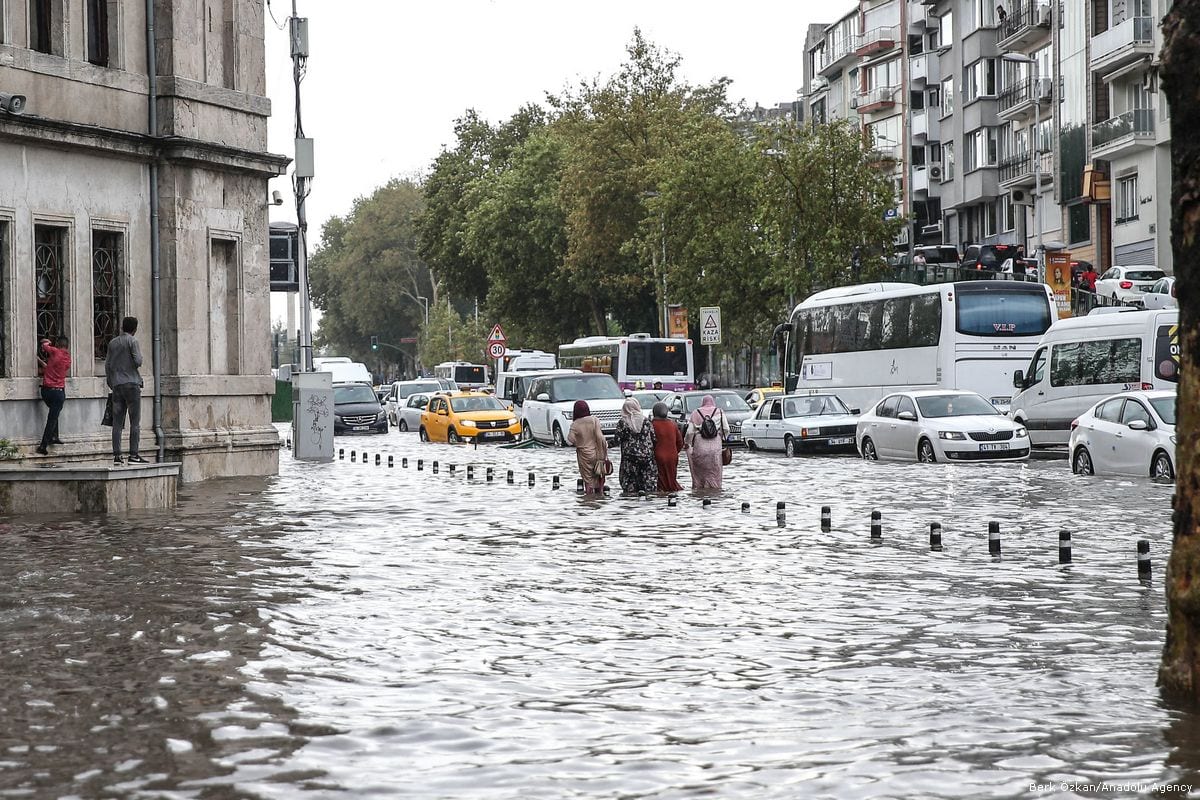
top-left (3, 426), bottom-right (1198, 799)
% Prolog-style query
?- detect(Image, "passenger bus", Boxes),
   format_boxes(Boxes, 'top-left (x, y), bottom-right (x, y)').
top-left (434, 361), bottom-right (489, 390)
top-left (780, 280), bottom-right (1056, 412)
top-left (557, 334), bottom-right (695, 391)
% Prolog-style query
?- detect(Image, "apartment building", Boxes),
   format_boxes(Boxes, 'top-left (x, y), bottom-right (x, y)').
top-left (0, 1), bottom-right (288, 478)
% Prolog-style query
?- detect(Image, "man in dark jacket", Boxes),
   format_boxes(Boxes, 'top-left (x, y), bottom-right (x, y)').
top-left (105, 316), bottom-right (146, 464)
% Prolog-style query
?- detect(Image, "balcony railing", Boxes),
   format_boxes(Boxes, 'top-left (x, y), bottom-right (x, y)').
top-left (998, 77), bottom-right (1051, 116)
top-left (998, 1), bottom-right (1051, 45)
top-left (855, 26), bottom-right (899, 56)
top-left (857, 85), bottom-right (899, 113)
top-left (818, 37), bottom-right (856, 73)
top-left (1091, 16), bottom-right (1155, 67)
top-left (999, 153), bottom-right (1032, 184)
top-left (1092, 109), bottom-right (1155, 149)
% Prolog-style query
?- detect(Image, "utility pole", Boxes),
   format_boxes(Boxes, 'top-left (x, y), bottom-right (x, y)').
top-left (291, 1), bottom-right (314, 372)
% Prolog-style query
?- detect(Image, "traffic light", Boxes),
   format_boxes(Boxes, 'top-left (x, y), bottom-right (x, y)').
top-left (370, 335), bottom-right (379, 351)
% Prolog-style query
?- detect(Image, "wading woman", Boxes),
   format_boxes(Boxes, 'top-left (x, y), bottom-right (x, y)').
top-left (614, 396), bottom-right (657, 494)
top-left (684, 394), bottom-right (729, 490)
top-left (567, 399), bottom-right (608, 495)
top-left (651, 401), bottom-right (684, 492)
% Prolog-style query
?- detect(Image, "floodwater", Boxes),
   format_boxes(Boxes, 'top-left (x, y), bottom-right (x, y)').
top-left (2, 426), bottom-right (1199, 799)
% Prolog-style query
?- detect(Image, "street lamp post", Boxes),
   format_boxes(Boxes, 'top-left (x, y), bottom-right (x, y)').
top-left (1003, 52), bottom-right (1045, 284)
top-left (415, 295), bottom-right (429, 326)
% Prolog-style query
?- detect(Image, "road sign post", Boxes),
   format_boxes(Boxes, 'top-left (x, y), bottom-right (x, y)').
top-left (486, 324), bottom-right (507, 389)
top-left (699, 306), bottom-right (721, 385)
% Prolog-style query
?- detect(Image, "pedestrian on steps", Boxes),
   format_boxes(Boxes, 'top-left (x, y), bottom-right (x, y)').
top-left (36, 336), bottom-right (71, 455)
top-left (105, 316), bottom-right (147, 465)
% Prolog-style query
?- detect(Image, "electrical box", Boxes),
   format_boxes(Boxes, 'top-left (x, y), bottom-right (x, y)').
top-left (289, 17), bottom-right (309, 58)
top-left (294, 138), bottom-right (314, 178)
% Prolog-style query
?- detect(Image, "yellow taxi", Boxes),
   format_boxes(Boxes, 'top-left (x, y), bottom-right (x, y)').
top-left (418, 391), bottom-right (521, 443)
top-left (744, 385), bottom-right (785, 410)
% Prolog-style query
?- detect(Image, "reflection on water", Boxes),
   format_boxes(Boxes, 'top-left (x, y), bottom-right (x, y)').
top-left (2, 427), bottom-right (1199, 798)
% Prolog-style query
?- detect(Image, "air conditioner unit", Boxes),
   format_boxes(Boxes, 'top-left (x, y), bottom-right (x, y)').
top-left (1010, 187), bottom-right (1034, 206)
top-left (850, 94), bottom-right (861, 109)
top-left (921, 222), bottom-right (943, 235)
top-left (1036, 2), bottom-right (1052, 26)
top-left (929, 164), bottom-right (943, 181)
top-left (1037, 77), bottom-right (1053, 101)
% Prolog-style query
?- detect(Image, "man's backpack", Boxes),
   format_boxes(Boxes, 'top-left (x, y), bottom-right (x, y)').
top-left (699, 410), bottom-right (720, 440)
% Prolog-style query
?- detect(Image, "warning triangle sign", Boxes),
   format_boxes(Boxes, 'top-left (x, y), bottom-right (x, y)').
top-left (703, 314), bottom-right (718, 328)
top-left (487, 324), bottom-right (506, 343)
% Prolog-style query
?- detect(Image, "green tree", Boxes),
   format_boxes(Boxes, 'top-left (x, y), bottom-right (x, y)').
top-left (418, 298), bottom-right (489, 370)
top-left (308, 178), bottom-right (434, 366)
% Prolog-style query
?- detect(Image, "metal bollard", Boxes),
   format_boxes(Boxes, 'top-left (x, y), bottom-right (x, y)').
top-left (402, 457), bottom-right (408, 468)
top-left (821, 505), bottom-right (831, 532)
top-left (870, 510), bottom-right (881, 539)
top-left (776, 501), bottom-right (786, 526)
top-left (741, 502), bottom-right (750, 513)
top-left (1138, 539), bottom-right (1152, 581)
top-left (375, 454), bottom-right (381, 465)
top-left (467, 465), bottom-right (474, 479)
top-left (507, 470), bottom-right (514, 484)
top-left (286, 438), bottom-right (291, 448)
top-left (338, 448), bottom-right (344, 460)
top-left (929, 522), bottom-right (942, 552)
top-left (388, 455), bottom-right (394, 468)
top-left (667, 494), bottom-right (677, 507)
top-left (1059, 530), bottom-right (1072, 564)
top-left (528, 472), bottom-right (535, 487)
top-left (449, 464), bottom-right (456, 475)
top-left (417, 459), bottom-right (423, 471)
top-left (486, 467), bottom-right (494, 482)
top-left (703, 498), bottom-right (712, 507)
top-left (988, 521), bottom-right (1001, 557)
top-left (350, 452), bottom-right (356, 462)
top-left (362, 452), bottom-right (368, 463)
top-left (552, 475), bottom-right (560, 490)
top-left (577, 478), bottom-right (584, 493)
top-left (433, 461), bottom-right (439, 474)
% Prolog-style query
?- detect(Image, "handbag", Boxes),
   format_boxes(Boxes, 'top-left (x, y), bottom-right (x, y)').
top-left (721, 445), bottom-right (733, 466)
top-left (603, 458), bottom-right (613, 476)
top-left (101, 394), bottom-right (114, 427)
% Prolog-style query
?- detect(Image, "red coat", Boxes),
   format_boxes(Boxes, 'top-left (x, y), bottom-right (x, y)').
top-left (651, 418), bottom-right (684, 492)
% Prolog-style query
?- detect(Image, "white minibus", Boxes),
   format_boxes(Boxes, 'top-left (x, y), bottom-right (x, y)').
top-left (434, 361), bottom-right (489, 390)
top-left (1009, 308), bottom-right (1179, 446)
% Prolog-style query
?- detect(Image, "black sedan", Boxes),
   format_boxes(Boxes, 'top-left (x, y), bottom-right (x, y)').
top-left (333, 382), bottom-right (389, 435)
top-left (661, 390), bottom-right (754, 444)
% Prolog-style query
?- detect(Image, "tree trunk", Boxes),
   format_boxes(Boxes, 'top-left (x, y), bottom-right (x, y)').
top-left (1159, 0), bottom-right (1200, 705)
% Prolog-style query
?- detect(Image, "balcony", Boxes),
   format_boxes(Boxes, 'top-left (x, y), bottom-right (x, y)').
top-left (818, 37), bottom-right (857, 77)
top-left (1091, 17), bottom-right (1156, 75)
top-left (910, 51), bottom-right (940, 84)
top-left (868, 143), bottom-right (902, 167)
top-left (855, 26), bottom-right (899, 57)
top-left (998, 150), bottom-right (1052, 187)
top-left (856, 85), bottom-right (899, 114)
top-left (912, 164), bottom-right (943, 194)
top-left (912, 109), bottom-right (940, 140)
top-left (998, 77), bottom-right (1052, 121)
top-left (1092, 109), bottom-right (1156, 159)
top-left (909, 1), bottom-right (932, 29)
top-left (997, 2), bottom-right (1052, 50)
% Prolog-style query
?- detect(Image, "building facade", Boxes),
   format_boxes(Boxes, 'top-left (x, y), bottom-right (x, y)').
top-left (804, 0), bottom-right (1174, 274)
top-left (0, 0), bottom-right (288, 480)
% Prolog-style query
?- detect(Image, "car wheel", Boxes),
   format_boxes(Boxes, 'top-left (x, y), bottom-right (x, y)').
top-left (1112, 293), bottom-right (1120, 304)
top-left (861, 437), bottom-right (878, 460)
top-left (784, 435), bottom-right (797, 458)
top-left (448, 428), bottom-right (461, 444)
top-left (399, 419), bottom-right (409, 432)
top-left (419, 426), bottom-right (429, 442)
top-left (918, 438), bottom-right (936, 463)
top-left (1072, 446), bottom-right (1094, 476)
top-left (521, 421), bottom-right (532, 441)
top-left (553, 423), bottom-right (567, 447)
top-left (1152, 451), bottom-right (1175, 481)
top-left (746, 440), bottom-right (757, 452)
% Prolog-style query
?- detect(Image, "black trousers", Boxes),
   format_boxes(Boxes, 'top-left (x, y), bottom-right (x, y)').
top-left (39, 386), bottom-right (65, 447)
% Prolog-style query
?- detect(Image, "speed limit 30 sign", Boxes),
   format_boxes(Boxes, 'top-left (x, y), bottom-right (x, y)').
top-left (488, 342), bottom-right (506, 359)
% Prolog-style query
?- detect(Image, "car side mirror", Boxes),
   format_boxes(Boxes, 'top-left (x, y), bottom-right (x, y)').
top-left (536, 393), bottom-right (550, 402)
top-left (897, 411), bottom-right (917, 421)
top-left (623, 389), bottom-right (633, 397)
top-left (1012, 369), bottom-right (1024, 389)
top-left (507, 402), bottom-right (515, 412)
top-left (437, 408), bottom-right (448, 416)
top-left (850, 408), bottom-right (861, 415)
top-left (1128, 419), bottom-right (1149, 431)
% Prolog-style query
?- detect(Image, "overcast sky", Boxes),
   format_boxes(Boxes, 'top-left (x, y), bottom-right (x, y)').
top-left (265, 0), bottom-right (858, 325)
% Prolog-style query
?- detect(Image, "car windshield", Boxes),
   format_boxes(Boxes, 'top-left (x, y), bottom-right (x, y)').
top-left (1150, 396), bottom-right (1176, 425)
top-left (551, 376), bottom-right (623, 402)
top-left (784, 395), bottom-right (851, 417)
top-left (1127, 270), bottom-right (1165, 281)
top-left (915, 394), bottom-right (1000, 418)
top-left (398, 381), bottom-right (440, 398)
top-left (632, 391), bottom-right (668, 406)
top-left (450, 396), bottom-right (505, 412)
top-left (334, 385), bottom-right (379, 404)
top-left (683, 393), bottom-right (751, 413)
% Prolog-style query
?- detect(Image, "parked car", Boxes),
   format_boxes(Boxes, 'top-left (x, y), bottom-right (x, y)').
top-left (743, 386), bottom-right (785, 410)
top-left (630, 389), bottom-right (670, 417)
top-left (384, 379), bottom-right (453, 424)
top-left (857, 390), bottom-right (1030, 462)
top-left (333, 382), bottom-right (389, 435)
top-left (1141, 277), bottom-right (1177, 310)
top-left (661, 390), bottom-right (754, 444)
top-left (396, 392), bottom-right (432, 432)
top-left (913, 245), bottom-right (960, 268)
top-left (419, 392), bottom-right (521, 444)
top-left (1069, 389), bottom-right (1176, 480)
top-left (520, 373), bottom-right (626, 445)
top-left (742, 393), bottom-right (860, 456)
top-left (962, 243), bottom-right (1022, 272)
top-left (1093, 265), bottom-right (1166, 305)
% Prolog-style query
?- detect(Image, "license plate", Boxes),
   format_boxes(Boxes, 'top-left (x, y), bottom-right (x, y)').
top-left (1138, 285), bottom-right (1153, 291)
top-left (483, 431), bottom-right (505, 439)
top-left (352, 425), bottom-right (369, 431)
top-left (979, 443), bottom-right (1009, 451)
top-left (990, 396), bottom-right (1011, 407)
top-left (829, 436), bottom-right (853, 445)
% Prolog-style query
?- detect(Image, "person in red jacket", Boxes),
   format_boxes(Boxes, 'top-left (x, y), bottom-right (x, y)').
top-left (36, 336), bottom-right (71, 455)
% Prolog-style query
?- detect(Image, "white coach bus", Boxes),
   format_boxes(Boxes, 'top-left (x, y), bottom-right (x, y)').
top-left (781, 280), bottom-right (1056, 412)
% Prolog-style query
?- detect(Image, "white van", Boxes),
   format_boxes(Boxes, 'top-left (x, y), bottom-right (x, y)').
top-left (1009, 308), bottom-right (1179, 446)
top-left (501, 349), bottom-right (557, 373)
top-left (496, 368), bottom-right (580, 409)
top-left (321, 361), bottom-right (373, 386)
top-left (520, 372), bottom-right (626, 445)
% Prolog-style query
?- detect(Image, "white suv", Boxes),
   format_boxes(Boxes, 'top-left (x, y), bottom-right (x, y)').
top-left (1094, 265), bottom-right (1165, 305)
top-left (520, 373), bottom-right (626, 446)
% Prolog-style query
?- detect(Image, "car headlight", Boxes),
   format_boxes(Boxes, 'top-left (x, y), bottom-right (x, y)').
top-left (1171, 435), bottom-right (1177, 444)
top-left (507, 417), bottom-right (518, 426)
top-left (377, 410), bottom-right (387, 421)
top-left (460, 419), bottom-right (477, 428)
top-left (938, 431), bottom-right (966, 440)
top-left (1014, 427), bottom-right (1028, 438)
top-left (563, 411), bottom-right (573, 421)
top-left (800, 427), bottom-right (819, 438)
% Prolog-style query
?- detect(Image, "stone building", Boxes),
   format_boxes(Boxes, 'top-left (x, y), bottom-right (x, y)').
top-left (0, 0), bottom-right (288, 481)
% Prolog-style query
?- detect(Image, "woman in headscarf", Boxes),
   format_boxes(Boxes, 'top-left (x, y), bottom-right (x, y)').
top-left (650, 402), bottom-right (684, 492)
top-left (684, 395), bottom-right (729, 490)
top-left (567, 399), bottom-right (608, 495)
top-left (614, 396), bottom-right (657, 494)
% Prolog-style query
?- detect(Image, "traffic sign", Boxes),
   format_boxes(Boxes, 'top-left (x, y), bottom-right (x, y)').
top-left (487, 323), bottom-right (507, 344)
top-left (699, 306), bottom-right (722, 346)
top-left (488, 342), bottom-right (506, 359)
